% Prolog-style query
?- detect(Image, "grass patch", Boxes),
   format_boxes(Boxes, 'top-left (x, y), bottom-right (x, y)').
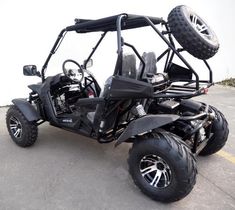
top-left (217, 78), bottom-right (235, 87)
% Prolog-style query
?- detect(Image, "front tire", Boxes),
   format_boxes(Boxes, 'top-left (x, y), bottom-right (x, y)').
top-left (6, 105), bottom-right (38, 147)
top-left (128, 131), bottom-right (197, 202)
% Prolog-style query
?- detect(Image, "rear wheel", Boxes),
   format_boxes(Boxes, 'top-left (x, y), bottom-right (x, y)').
top-left (128, 131), bottom-right (197, 202)
top-left (199, 106), bottom-right (229, 156)
top-left (6, 105), bottom-right (38, 147)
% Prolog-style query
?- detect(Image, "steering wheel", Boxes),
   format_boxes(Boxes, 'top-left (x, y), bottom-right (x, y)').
top-left (62, 59), bottom-right (84, 83)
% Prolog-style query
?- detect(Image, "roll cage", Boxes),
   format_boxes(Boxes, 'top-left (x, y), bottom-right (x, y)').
top-left (41, 13), bottom-right (213, 98)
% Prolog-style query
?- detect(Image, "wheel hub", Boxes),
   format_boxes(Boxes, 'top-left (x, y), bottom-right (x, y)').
top-left (140, 155), bottom-right (172, 188)
top-left (189, 13), bottom-right (212, 41)
top-left (9, 116), bottom-right (23, 139)
top-left (156, 162), bottom-right (165, 170)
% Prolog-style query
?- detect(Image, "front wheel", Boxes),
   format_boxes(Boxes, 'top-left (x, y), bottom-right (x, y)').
top-left (6, 105), bottom-right (38, 147)
top-left (128, 131), bottom-right (197, 202)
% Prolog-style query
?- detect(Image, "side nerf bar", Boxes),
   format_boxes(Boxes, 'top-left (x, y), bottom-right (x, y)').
top-left (115, 114), bottom-right (179, 146)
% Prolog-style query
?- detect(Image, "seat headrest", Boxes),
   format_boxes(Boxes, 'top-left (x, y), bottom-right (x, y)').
top-left (138, 52), bottom-right (157, 79)
top-left (122, 54), bottom-right (137, 79)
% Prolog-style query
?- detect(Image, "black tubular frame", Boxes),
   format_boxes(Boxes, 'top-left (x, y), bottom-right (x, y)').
top-left (42, 29), bottom-right (67, 81)
top-left (84, 31), bottom-right (107, 69)
top-left (41, 13), bottom-right (213, 97)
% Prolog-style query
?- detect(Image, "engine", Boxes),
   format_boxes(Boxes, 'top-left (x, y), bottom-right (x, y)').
top-left (51, 82), bottom-right (85, 115)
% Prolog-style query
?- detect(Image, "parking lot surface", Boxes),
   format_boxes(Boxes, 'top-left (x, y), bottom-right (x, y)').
top-left (0, 85), bottom-right (235, 210)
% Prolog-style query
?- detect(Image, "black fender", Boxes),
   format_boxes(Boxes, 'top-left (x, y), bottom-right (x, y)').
top-left (12, 99), bottom-right (40, 122)
top-left (115, 114), bottom-right (179, 146)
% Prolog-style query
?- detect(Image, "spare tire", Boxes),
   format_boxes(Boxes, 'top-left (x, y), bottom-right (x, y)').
top-left (168, 5), bottom-right (219, 60)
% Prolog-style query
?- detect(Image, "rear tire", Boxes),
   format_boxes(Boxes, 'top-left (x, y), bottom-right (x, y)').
top-left (199, 106), bottom-right (229, 156)
top-left (6, 105), bottom-right (38, 147)
top-left (128, 131), bottom-right (197, 202)
top-left (168, 5), bottom-right (219, 59)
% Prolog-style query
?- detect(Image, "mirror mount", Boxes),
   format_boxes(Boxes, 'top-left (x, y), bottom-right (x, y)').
top-left (83, 59), bottom-right (93, 69)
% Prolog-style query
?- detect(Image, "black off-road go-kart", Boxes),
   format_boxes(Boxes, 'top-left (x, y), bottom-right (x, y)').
top-left (6, 5), bottom-right (229, 202)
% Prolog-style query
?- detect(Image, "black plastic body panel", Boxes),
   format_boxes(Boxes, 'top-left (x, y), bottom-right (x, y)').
top-left (180, 99), bottom-right (202, 113)
top-left (109, 76), bottom-right (153, 99)
top-left (167, 63), bottom-right (192, 81)
top-left (12, 99), bottom-right (40, 122)
top-left (28, 83), bottom-right (42, 95)
top-left (115, 114), bottom-right (179, 146)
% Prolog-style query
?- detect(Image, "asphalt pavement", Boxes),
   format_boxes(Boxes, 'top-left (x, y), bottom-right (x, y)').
top-left (0, 85), bottom-right (235, 210)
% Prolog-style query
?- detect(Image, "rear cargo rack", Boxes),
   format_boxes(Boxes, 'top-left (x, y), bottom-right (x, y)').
top-left (153, 81), bottom-right (213, 99)
top-left (152, 27), bottom-right (214, 99)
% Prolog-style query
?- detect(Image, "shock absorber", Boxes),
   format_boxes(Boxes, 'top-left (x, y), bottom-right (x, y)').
top-left (135, 104), bottom-right (146, 117)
